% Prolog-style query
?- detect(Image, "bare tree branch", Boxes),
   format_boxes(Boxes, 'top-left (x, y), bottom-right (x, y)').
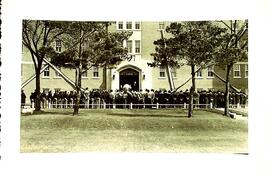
top-left (220, 20), bottom-right (232, 31)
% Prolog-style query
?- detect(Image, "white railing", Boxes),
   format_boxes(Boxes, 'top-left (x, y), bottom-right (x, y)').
top-left (23, 98), bottom-right (248, 110)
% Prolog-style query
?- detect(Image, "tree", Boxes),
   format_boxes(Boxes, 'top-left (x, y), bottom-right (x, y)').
top-left (148, 30), bottom-right (181, 90)
top-left (215, 20), bottom-right (248, 117)
top-left (22, 20), bottom-right (64, 111)
top-left (50, 21), bottom-right (131, 115)
top-left (165, 21), bottom-right (226, 117)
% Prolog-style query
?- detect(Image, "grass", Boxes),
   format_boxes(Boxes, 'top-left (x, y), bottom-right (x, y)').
top-left (20, 109), bottom-right (248, 153)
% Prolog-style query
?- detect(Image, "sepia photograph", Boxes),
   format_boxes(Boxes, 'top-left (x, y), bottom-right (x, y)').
top-left (20, 20), bottom-right (248, 153)
top-left (2, 0), bottom-right (270, 176)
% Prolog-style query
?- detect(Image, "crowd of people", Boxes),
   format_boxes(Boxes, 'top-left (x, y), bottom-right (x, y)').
top-left (21, 87), bottom-right (248, 109)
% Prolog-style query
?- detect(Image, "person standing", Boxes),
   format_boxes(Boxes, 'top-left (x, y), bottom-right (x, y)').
top-left (84, 87), bottom-right (90, 108)
top-left (21, 90), bottom-right (26, 107)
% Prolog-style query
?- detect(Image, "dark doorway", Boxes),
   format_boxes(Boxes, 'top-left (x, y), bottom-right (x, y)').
top-left (119, 68), bottom-right (139, 91)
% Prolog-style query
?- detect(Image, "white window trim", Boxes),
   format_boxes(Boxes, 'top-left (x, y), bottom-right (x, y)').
top-left (195, 67), bottom-right (203, 79)
top-left (158, 77), bottom-right (166, 79)
top-left (135, 40), bottom-right (141, 54)
top-left (92, 67), bottom-right (99, 78)
top-left (206, 66), bottom-right (214, 79)
top-left (127, 40), bottom-right (133, 54)
top-left (117, 21), bottom-right (124, 30)
top-left (55, 39), bottom-right (62, 53)
top-left (233, 64), bottom-right (241, 78)
top-left (134, 22), bottom-right (141, 30)
top-left (126, 21), bottom-right (133, 30)
top-left (82, 71), bottom-right (88, 79)
top-left (42, 67), bottom-right (50, 79)
top-left (158, 22), bottom-right (165, 31)
top-left (53, 76), bottom-right (62, 79)
top-left (206, 76), bottom-right (214, 79)
top-left (159, 67), bottom-right (166, 78)
top-left (195, 77), bottom-right (204, 79)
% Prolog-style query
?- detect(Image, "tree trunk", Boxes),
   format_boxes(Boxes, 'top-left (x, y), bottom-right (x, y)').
top-left (188, 64), bottom-right (196, 118)
top-left (165, 64), bottom-right (175, 91)
top-left (34, 69), bottom-right (41, 112)
top-left (73, 66), bottom-right (82, 115)
top-left (224, 65), bottom-right (232, 117)
top-left (102, 66), bottom-right (107, 90)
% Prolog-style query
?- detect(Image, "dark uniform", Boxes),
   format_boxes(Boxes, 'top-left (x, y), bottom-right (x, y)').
top-left (183, 89), bottom-right (190, 104)
top-left (21, 90), bottom-right (26, 107)
top-left (178, 90), bottom-right (185, 105)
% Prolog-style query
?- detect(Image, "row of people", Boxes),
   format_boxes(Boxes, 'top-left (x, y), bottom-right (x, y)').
top-left (23, 88), bottom-right (248, 109)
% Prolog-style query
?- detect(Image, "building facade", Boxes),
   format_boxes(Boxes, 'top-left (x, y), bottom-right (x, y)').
top-left (21, 21), bottom-right (248, 102)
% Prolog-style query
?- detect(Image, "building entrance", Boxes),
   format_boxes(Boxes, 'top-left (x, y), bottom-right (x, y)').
top-left (119, 68), bottom-right (139, 91)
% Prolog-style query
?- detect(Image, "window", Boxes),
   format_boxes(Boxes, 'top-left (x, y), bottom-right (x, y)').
top-left (159, 67), bottom-right (165, 78)
top-left (233, 64), bottom-right (241, 78)
top-left (55, 66), bottom-right (61, 77)
top-left (135, 40), bottom-right (140, 53)
top-left (171, 67), bottom-right (177, 78)
top-left (245, 64), bottom-right (248, 78)
top-left (43, 66), bottom-right (50, 77)
top-left (207, 66), bottom-right (214, 78)
top-left (126, 22), bottom-right (132, 29)
top-left (126, 40), bottom-right (132, 53)
top-left (93, 66), bottom-right (99, 78)
top-left (118, 22), bottom-right (123, 29)
top-left (158, 22), bottom-right (165, 30)
top-left (55, 39), bottom-right (62, 52)
top-left (82, 71), bottom-right (88, 78)
top-left (135, 22), bottom-right (140, 29)
top-left (196, 67), bottom-right (203, 78)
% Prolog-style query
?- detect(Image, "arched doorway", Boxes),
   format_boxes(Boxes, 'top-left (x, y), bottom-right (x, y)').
top-left (119, 68), bottom-right (139, 91)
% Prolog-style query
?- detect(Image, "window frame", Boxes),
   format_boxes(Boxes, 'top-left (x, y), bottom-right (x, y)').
top-left (196, 67), bottom-right (203, 78)
top-left (158, 22), bottom-right (165, 30)
top-left (233, 64), bottom-right (241, 78)
top-left (135, 22), bottom-right (141, 30)
top-left (126, 21), bottom-right (132, 30)
top-left (118, 21), bottom-right (123, 30)
top-left (207, 65), bottom-right (214, 78)
top-left (135, 40), bottom-right (141, 53)
top-left (159, 67), bottom-right (166, 78)
top-left (82, 70), bottom-right (88, 78)
top-left (92, 66), bottom-right (99, 78)
top-left (55, 38), bottom-right (62, 52)
top-left (126, 40), bottom-right (132, 53)
top-left (43, 66), bottom-right (50, 78)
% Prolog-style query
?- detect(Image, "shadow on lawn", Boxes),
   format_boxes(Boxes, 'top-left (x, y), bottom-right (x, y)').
top-left (107, 113), bottom-right (187, 118)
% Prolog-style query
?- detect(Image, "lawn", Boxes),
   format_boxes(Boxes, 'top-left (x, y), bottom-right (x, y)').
top-left (20, 109), bottom-right (248, 153)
